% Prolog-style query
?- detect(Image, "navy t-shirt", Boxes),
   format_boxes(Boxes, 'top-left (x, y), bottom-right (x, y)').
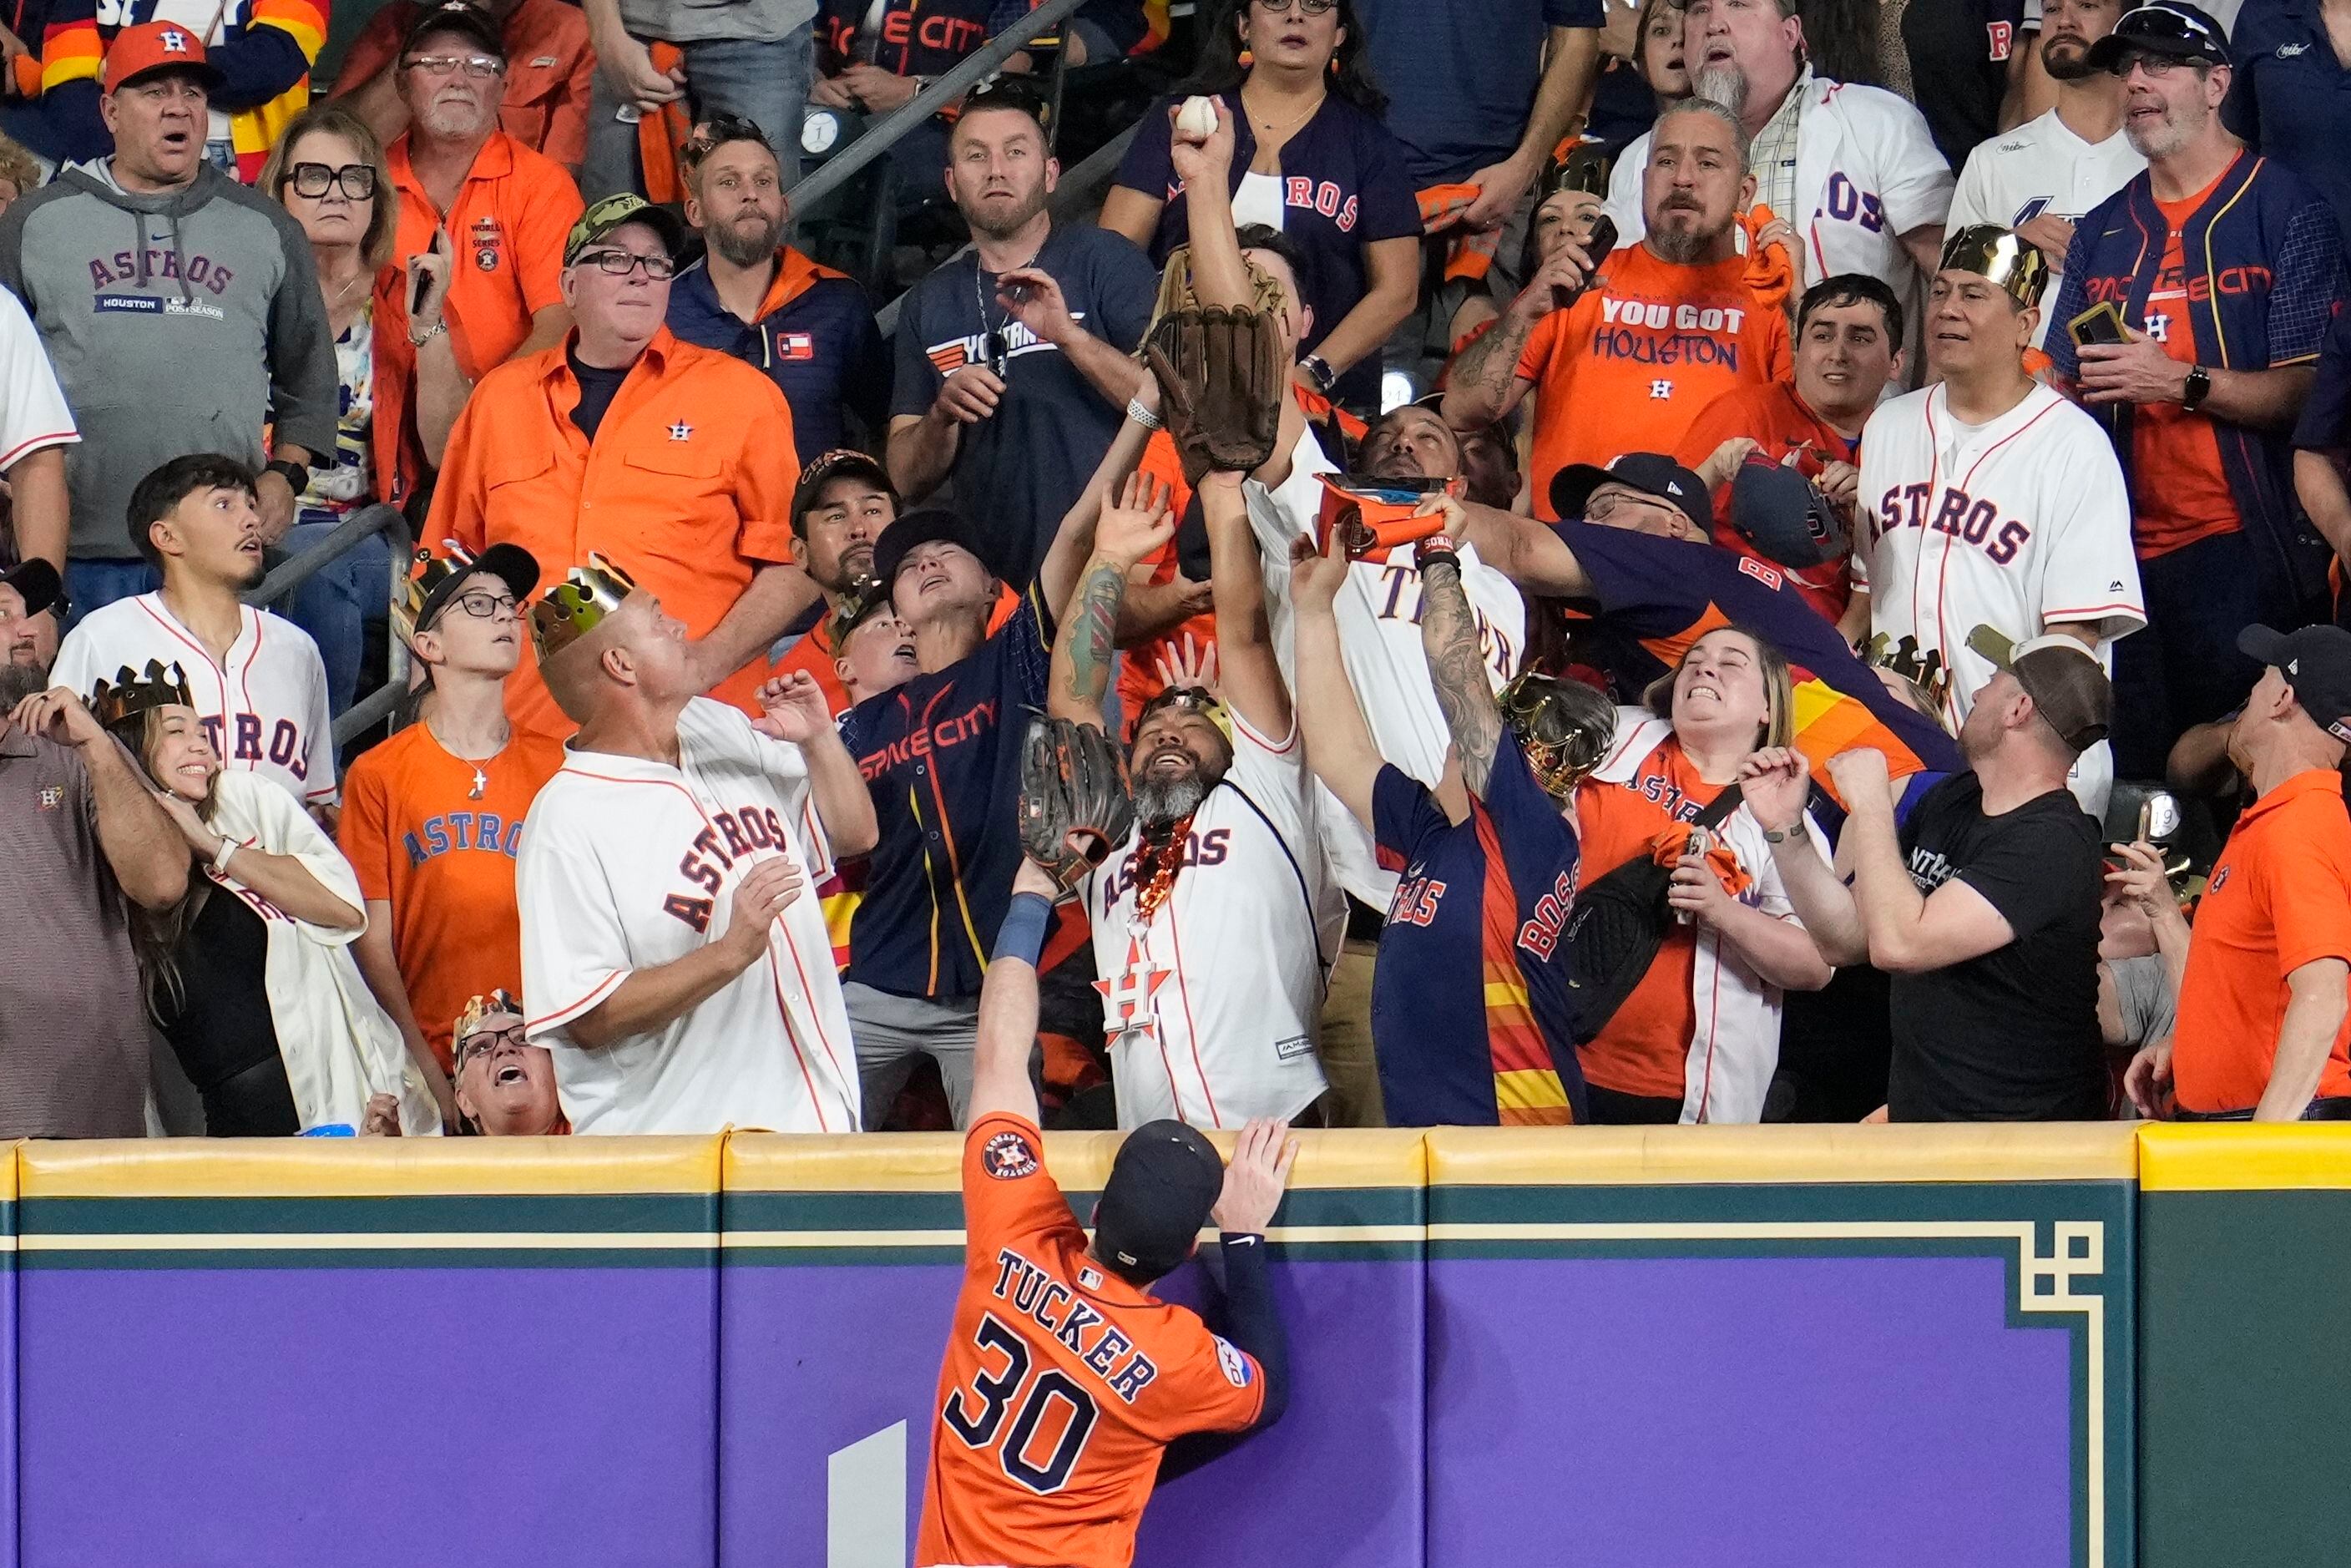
top-left (1901, 0), bottom-right (2029, 169)
top-left (1352, 0), bottom-right (1605, 187)
top-left (889, 224), bottom-right (1158, 584)
top-left (2227, 0), bottom-right (2351, 244)
top-left (1368, 731), bottom-right (1590, 1126)
top-left (1114, 89), bottom-right (1422, 411)
top-left (838, 579), bottom-right (1054, 1001)
top-left (2293, 299), bottom-right (2351, 453)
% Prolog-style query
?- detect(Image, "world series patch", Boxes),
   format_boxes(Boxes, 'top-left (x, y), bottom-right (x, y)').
top-left (1213, 1334), bottom-right (1254, 1388)
top-left (982, 1129), bottom-right (1039, 1180)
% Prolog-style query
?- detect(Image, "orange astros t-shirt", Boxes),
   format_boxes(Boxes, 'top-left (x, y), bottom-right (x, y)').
top-left (336, 722), bottom-right (565, 1073)
top-left (918, 1113), bottom-right (1263, 1568)
top-left (2129, 175), bottom-right (2241, 560)
top-left (1519, 244), bottom-right (1792, 520)
top-left (1675, 376), bottom-right (1863, 623)
top-left (2172, 769), bottom-right (2351, 1115)
top-left (1571, 739), bottom-right (1724, 1100)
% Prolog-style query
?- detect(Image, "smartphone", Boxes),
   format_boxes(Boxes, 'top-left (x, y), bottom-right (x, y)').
top-left (1559, 215), bottom-right (1617, 308)
top-left (409, 260), bottom-right (431, 315)
top-left (2068, 300), bottom-right (2130, 349)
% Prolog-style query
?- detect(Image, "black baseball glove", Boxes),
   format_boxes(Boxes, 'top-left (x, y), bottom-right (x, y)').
top-left (1143, 305), bottom-right (1286, 486)
top-left (1019, 715), bottom-right (1136, 894)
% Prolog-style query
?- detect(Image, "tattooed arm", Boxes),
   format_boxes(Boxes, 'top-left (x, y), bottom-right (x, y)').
top-left (1048, 473), bottom-right (1176, 728)
top-left (1200, 471), bottom-right (1291, 738)
top-left (1418, 549), bottom-right (1504, 797)
top-left (1438, 236), bottom-right (1593, 431)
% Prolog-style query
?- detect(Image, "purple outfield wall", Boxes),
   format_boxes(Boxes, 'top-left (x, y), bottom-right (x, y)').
top-left (0, 1125), bottom-right (2135, 1568)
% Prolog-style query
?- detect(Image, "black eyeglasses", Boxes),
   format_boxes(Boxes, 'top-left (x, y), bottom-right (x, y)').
top-left (453, 1024), bottom-right (527, 1071)
top-left (574, 250), bottom-right (678, 280)
top-left (449, 589), bottom-right (518, 620)
top-left (1252, 0), bottom-right (1339, 14)
top-left (286, 161), bottom-right (376, 200)
top-left (681, 111), bottom-right (771, 170)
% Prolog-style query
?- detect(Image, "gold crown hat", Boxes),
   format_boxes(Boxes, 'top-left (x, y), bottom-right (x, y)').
top-left (529, 551), bottom-right (640, 662)
top-left (453, 989), bottom-right (524, 1053)
top-left (1862, 632), bottom-right (1955, 716)
top-left (1939, 224), bottom-right (2050, 311)
top-left (89, 659), bottom-right (193, 736)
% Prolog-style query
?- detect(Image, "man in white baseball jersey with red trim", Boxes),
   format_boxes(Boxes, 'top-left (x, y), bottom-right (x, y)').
top-left (53, 453), bottom-right (336, 813)
top-left (1047, 464), bottom-right (1343, 1130)
top-left (514, 554), bottom-right (874, 1134)
top-left (1603, 0), bottom-right (1954, 331)
top-left (1858, 225), bottom-right (2144, 815)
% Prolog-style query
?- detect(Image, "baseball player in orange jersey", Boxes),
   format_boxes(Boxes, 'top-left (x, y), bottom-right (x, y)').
top-left (918, 848), bottom-right (1297, 1568)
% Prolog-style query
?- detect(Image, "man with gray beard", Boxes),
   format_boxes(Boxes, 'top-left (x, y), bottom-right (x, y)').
top-left (2045, 1), bottom-right (2343, 782)
top-left (1600, 0), bottom-right (1951, 320)
top-left (666, 114), bottom-right (890, 458)
top-left (0, 559), bottom-right (61, 708)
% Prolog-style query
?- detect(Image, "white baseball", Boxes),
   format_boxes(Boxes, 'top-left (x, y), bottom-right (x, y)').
top-left (1176, 96), bottom-right (1219, 140)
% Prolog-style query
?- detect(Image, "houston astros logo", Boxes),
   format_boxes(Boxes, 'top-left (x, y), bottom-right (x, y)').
top-left (1095, 936), bottom-right (1172, 1042)
top-left (668, 421), bottom-right (693, 441)
top-left (161, 28), bottom-right (190, 50)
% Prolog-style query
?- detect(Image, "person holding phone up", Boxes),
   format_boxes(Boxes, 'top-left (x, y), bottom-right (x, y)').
top-left (371, 3), bottom-right (584, 512)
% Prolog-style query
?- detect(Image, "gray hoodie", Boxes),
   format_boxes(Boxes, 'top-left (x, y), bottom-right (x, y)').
top-left (0, 159), bottom-right (338, 561)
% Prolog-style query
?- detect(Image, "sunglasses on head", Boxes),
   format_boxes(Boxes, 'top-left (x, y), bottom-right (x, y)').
top-left (681, 112), bottom-right (772, 169)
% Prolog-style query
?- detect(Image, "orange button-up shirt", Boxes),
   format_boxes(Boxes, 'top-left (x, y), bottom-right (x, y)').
top-left (335, 0), bottom-right (597, 168)
top-left (371, 129), bottom-right (584, 508)
top-left (426, 327), bottom-right (804, 738)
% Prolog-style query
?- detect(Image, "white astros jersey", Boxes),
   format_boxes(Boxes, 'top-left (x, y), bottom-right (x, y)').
top-left (1248, 426), bottom-right (1525, 908)
top-left (1081, 711), bottom-right (1343, 1129)
top-left (1946, 109), bottom-right (2144, 350)
top-left (517, 697), bottom-right (861, 1136)
top-left (53, 594), bottom-right (336, 807)
top-left (1858, 382), bottom-right (2145, 813)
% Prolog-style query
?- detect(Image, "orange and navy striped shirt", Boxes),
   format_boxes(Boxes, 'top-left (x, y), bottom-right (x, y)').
top-left (1368, 730), bottom-right (1587, 1126)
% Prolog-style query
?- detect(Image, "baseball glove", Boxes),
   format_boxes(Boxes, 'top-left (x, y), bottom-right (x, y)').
top-left (1019, 715), bottom-right (1136, 893)
top-left (1143, 306), bottom-right (1286, 486)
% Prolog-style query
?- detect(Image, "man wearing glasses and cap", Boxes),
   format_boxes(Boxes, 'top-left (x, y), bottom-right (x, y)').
top-left (372, 2), bottom-right (585, 511)
top-left (1858, 224), bottom-right (2143, 817)
top-left (2045, 2), bottom-right (2344, 787)
top-left (2127, 625), bottom-right (2351, 1123)
top-left (339, 542), bottom-right (559, 1099)
top-left (431, 193), bottom-right (821, 741)
top-left (1752, 628), bottom-right (2116, 1121)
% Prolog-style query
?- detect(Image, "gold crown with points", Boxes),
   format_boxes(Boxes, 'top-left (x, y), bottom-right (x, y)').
top-left (1939, 224), bottom-right (2050, 310)
top-left (395, 539), bottom-right (477, 645)
top-left (528, 552), bottom-right (638, 662)
top-left (88, 659), bottom-right (193, 733)
top-left (453, 989), bottom-right (523, 1053)
top-left (1862, 632), bottom-right (1954, 715)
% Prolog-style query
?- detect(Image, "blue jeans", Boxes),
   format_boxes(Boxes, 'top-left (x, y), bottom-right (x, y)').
top-left (583, 23), bottom-right (813, 200)
top-left (274, 519), bottom-right (392, 716)
top-left (64, 559), bottom-right (159, 632)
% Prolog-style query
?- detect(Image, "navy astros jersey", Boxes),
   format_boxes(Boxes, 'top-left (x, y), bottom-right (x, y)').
top-left (838, 580), bottom-right (1054, 1000)
top-left (1369, 730), bottom-right (1588, 1126)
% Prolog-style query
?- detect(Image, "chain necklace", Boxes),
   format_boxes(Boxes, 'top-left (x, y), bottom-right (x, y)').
top-left (1241, 83), bottom-right (1326, 144)
top-left (1127, 812), bottom-right (1198, 928)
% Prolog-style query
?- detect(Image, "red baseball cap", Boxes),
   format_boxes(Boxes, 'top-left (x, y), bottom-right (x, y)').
top-left (103, 21), bottom-right (225, 93)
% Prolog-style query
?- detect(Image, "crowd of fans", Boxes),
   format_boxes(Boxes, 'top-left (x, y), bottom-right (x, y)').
top-left (7, 0), bottom-right (2351, 1141)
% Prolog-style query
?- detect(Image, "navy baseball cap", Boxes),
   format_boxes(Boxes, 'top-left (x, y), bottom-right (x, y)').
top-left (2086, 3), bottom-right (2229, 72)
top-left (2240, 624), bottom-right (2351, 744)
top-left (872, 507), bottom-right (999, 607)
top-left (1550, 451), bottom-right (1715, 534)
top-left (414, 542), bottom-right (538, 636)
top-left (1090, 1120), bottom-right (1225, 1282)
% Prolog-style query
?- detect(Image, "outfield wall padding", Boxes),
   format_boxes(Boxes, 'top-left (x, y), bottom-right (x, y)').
top-left (0, 1123), bottom-right (2339, 1567)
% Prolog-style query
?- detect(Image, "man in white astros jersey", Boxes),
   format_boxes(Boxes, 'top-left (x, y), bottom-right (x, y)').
top-left (1857, 225), bottom-right (2145, 817)
top-left (1047, 469), bottom-right (1342, 1130)
top-left (514, 554), bottom-right (873, 1134)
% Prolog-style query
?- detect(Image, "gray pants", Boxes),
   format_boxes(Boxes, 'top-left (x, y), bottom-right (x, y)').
top-left (583, 23), bottom-right (813, 200)
top-left (844, 982), bottom-right (978, 1130)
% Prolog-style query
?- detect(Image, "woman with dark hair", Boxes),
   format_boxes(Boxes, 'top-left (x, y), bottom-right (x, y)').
top-left (109, 675), bottom-right (440, 1136)
top-left (1100, 0), bottom-right (1420, 413)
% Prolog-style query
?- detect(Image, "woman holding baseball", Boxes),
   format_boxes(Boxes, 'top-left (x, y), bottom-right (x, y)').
top-left (1100, 0), bottom-right (1419, 415)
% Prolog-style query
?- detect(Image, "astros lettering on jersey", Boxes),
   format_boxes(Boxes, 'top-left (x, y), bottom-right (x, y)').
top-left (517, 697), bottom-right (859, 1135)
top-left (1081, 712), bottom-right (1343, 1129)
